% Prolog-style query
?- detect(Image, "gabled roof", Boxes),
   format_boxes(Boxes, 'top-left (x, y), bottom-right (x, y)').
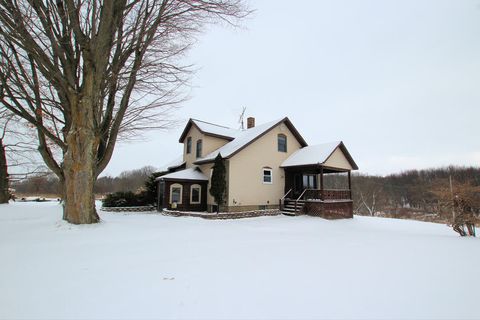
top-left (194, 117), bottom-right (308, 165)
top-left (179, 119), bottom-right (240, 143)
top-left (281, 141), bottom-right (358, 170)
top-left (156, 167), bottom-right (208, 181)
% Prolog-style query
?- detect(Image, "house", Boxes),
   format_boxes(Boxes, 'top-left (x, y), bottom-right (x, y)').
top-left (157, 117), bottom-right (358, 218)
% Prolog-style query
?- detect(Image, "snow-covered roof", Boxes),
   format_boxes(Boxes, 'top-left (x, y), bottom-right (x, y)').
top-left (158, 156), bottom-right (185, 173)
top-left (195, 118), bottom-right (287, 163)
top-left (281, 142), bottom-right (342, 168)
top-left (157, 167), bottom-right (208, 181)
top-left (192, 119), bottom-right (240, 139)
top-left (179, 119), bottom-right (240, 142)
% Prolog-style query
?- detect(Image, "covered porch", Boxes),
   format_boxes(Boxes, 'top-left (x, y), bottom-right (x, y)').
top-left (279, 142), bottom-right (358, 219)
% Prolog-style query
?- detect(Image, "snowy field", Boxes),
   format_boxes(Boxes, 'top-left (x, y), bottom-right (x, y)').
top-left (1, 202), bottom-right (479, 320)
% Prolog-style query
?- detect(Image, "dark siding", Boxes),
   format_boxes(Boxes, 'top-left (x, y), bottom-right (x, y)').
top-left (161, 180), bottom-right (208, 212)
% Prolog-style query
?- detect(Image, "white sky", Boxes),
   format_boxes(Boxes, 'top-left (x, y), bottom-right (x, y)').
top-left (104, 0), bottom-right (480, 177)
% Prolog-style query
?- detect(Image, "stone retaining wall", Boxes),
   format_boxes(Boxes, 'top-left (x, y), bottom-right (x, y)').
top-left (101, 206), bottom-right (156, 212)
top-left (162, 209), bottom-right (281, 220)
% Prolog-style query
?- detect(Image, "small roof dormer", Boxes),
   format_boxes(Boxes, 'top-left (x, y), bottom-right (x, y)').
top-left (179, 119), bottom-right (239, 143)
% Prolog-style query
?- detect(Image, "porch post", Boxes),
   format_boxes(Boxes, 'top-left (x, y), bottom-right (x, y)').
top-left (348, 170), bottom-right (352, 200)
top-left (320, 165), bottom-right (324, 201)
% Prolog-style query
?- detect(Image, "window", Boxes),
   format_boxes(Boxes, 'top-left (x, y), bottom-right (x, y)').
top-left (196, 139), bottom-right (203, 158)
top-left (190, 184), bottom-right (201, 204)
top-left (186, 137), bottom-right (192, 154)
top-left (263, 168), bottom-right (273, 184)
top-left (170, 183), bottom-right (183, 204)
top-left (278, 134), bottom-right (287, 152)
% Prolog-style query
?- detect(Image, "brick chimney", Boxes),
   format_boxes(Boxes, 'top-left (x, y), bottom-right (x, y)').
top-left (247, 117), bottom-right (255, 129)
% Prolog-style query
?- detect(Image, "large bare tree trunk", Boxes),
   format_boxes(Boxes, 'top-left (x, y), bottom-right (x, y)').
top-left (61, 97), bottom-right (100, 224)
top-left (0, 0), bottom-right (249, 224)
top-left (62, 156), bottom-right (99, 224)
top-left (0, 139), bottom-right (8, 204)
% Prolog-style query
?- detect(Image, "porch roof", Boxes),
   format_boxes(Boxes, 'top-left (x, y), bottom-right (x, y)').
top-left (281, 141), bottom-right (359, 170)
top-left (156, 167), bottom-right (208, 181)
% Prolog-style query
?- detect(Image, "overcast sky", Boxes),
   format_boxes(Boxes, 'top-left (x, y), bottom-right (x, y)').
top-left (104, 0), bottom-right (480, 177)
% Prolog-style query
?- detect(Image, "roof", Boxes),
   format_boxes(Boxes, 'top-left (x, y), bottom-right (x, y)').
top-left (157, 167), bottom-right (208, 181)
top-left (179, 119), bottom-right (240, 143)
top-left (194, 117), bottom-right (308, 165)
top-left (158, 156), bottom-right (185, 173)
top-left (281, 141), bottom-right (359, 170)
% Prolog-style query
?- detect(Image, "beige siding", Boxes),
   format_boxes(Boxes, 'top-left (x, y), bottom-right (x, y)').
top-left (198, 163), bottom-right (215, 205)
top-left (324, 147), bottom-right (353, 170)
top-left (183, 125), bottom-right (229, 168)
top-left (227, 123), bottom-right (302, 207)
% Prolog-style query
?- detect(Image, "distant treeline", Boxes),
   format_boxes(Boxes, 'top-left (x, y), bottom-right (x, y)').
top-left (13, 166), bottom-right (157, 196)
top-left (12, 165), bottom-right (480, 222)
top-left (349, 166), bottom-right (480, 222)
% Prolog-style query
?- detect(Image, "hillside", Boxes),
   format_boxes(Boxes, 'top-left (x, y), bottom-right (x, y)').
top-left (0, 202), bottom-right (479, 319)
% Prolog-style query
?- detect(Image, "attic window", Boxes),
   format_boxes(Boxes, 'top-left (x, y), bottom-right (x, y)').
top-left (196, 139), bottom-right (203, 158)
top-left (263, 168), bottom-right (273, 184)
top-left (186, 137), bottom-right (192, 154)
top-left (278, 134), bottom-right (287, 152)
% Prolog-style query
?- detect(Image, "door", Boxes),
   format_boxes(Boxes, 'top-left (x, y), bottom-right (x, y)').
top-left (303, 174), bottom-right (317, 189)
top-left (293, 174), bottom-right (317, 198)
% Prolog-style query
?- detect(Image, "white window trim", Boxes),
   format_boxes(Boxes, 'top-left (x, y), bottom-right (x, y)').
top-left (170, 183), bottom-right (183, 204)
top-left (263, 168), bottom-right (273, 184)
top-left (190, 184), bottom-right (202, 204)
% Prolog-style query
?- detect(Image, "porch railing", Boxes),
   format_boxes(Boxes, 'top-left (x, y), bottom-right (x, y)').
top-left (295, 189), bottom-right (308, 213)
top-left (303, 189), bottom-right (351, 201)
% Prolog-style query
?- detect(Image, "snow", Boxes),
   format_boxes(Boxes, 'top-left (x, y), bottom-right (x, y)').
top-left (197, 118), bottom-right (284, 163)
top-left (281, 141), bottom-right (341, 167)
top-left (192, 119), bottom-right (240, 140)
top-left (157, 167), bottom-right (208, 181)
top-left (1, 202), bottom-right (479, 319)
top-left (158, 156), bottom-right (185, 173)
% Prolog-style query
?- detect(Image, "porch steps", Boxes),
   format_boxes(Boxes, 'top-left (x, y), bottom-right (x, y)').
top-left (282, 199), bottom-right (305, 216)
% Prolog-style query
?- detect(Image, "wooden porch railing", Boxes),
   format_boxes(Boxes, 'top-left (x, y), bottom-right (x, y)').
top-left (303, 189), bottom-right (351, 201)
top-left (295, 189), bottom-right (308, 213)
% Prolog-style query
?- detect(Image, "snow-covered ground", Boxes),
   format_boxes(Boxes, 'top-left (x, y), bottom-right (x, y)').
top-left (1, 202), bottom-right (479, 320)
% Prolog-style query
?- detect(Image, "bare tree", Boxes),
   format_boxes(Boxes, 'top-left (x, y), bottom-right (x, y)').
top-left (0, 117), bottom-right (7, 203)
top-left (352, 175), bottom-right (386, 216)
top-left (431, 180), bottom-right (480, 236)
top-left (0, 108), bottom-right (43, 203)
top-left (0, 0), bottom-right (249, 223)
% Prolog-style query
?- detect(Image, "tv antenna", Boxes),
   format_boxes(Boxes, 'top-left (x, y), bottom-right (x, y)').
top-left (238, 107), bottom-right (246, 130)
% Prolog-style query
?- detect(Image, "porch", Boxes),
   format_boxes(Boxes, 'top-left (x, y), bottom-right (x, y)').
top-left (279, 142), bottom-right (358, 219)
top-left (280, 166), bottom-right (354, 219)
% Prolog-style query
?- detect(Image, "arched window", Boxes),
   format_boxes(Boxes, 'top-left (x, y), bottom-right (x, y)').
top-left (190, 184), bottom-right (201, 204)
top-left (186, 137), bottom-right (192, 154)
top-left (263, 167), bottom-right (273, 184)
top-left (278, 134), bottom-right (287, 152)
top-left (170, 183), bottom-right (183, 204)
top-left (196, 139), bottom-right (203, 158)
